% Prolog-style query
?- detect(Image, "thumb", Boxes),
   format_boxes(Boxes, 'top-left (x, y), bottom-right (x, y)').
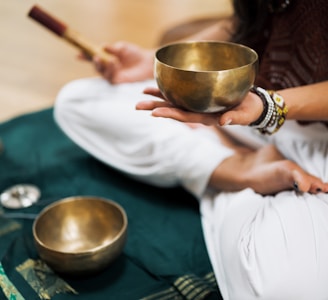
top-left (219, 109), bottom-right (254, 127)
top-left (218, 111), bottom-right (236, 126)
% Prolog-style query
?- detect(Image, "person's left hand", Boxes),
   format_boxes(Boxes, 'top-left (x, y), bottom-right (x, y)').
top-left (136, 87), bottom-right (264, 127)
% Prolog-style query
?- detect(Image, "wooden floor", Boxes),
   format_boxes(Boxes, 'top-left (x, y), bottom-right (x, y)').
top-left (0, 0), bottom-right (232, 122)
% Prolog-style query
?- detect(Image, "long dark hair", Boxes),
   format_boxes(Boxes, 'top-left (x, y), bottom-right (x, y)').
top-left (232, 0), bottom-right (270, 43)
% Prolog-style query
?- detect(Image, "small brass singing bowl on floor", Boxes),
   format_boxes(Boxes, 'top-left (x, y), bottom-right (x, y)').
top-left (155, 41), bottom-right (258, 113)
top-left (33, 196), bottom-right (128, 276)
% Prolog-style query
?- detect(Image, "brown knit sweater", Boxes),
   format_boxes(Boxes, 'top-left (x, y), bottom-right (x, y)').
top-left (251, 0), bottom-right (328, 90)
top-left (241, 0), bottom-right (328, 126)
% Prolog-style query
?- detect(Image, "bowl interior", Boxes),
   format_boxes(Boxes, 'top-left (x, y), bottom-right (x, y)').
top-left (33, 197), bottom-right (127, 253)
top-left (156, 41), bottom-right (258, 72)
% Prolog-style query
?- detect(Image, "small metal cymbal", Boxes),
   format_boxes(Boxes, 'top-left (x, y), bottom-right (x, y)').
top-left (0, 184), bottom-right (41, 209)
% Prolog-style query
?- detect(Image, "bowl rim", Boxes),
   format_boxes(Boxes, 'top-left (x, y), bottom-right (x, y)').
top-left (155, 40), bottom-right (258, 73)
top-left (32, 195), bottom-right (128, 255)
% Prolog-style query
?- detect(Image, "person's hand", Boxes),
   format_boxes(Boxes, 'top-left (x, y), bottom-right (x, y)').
top-left (137, 87), bottom-right (264, 127)
top-left (78, 41), bottom-right (155, 84)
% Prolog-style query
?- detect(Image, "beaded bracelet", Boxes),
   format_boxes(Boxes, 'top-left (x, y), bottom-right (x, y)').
top-left (249, 86), bottom-right (288, 135)
top-left (249, 86), bottom-right (268, 127)
top-left (266, 90), bottom-right (289, 134)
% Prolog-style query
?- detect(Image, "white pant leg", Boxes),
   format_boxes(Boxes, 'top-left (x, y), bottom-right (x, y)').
top-left (202, 190), bottom-right (328, 300)
top-left (54, 77), bottom-right (233, 197)
top-left (201, 122), bottom-right (328, 300)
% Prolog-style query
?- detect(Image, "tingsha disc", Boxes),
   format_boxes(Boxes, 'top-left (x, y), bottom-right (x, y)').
top-left (0, 184), bottom-right (41, 209)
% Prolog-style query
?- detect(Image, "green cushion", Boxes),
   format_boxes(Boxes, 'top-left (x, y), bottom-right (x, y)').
top-left (0, 109), bottom-right (222, 300)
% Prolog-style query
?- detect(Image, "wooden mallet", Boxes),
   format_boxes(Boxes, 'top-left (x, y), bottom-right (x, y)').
top-left (28, 5), bottom-right (114, 62)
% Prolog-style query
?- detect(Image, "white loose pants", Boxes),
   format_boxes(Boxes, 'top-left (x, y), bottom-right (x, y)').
top-left (54, 77), bottom-right (328, 300)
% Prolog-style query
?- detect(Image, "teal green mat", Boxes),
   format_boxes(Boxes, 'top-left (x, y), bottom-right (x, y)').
top-left (0, 109), bottom-right (222, 300)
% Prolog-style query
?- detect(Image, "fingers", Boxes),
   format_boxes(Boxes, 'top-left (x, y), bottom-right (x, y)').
top-left (94, 56), bottom-right (106, 72)
top-left (136, 100), bottom-right (191, 120)
top-left (137, 88), bottom-right (171, 110)
top-left (292, 169), bottom-right (328, 194)
top-left (93, 55), bottom-right (119, 83)
top-left (103, 41), bottom-right (128, 57)
top-left (91, 43), bottom-right (122, 82)
top-left (137, 94), bottom-right (221, 125)
top-left (151, 107), bottom-right (219, 125)
top-left (308, 178), bottom-right (328, 194)
top-left (136, 100), bottom-right (169, 110)
top-left (143, 87), bottom-right (165, 99)
top-left (138, 87), bottom-right (221, 124)
top-left (77, 52), bottom-right (92, 61)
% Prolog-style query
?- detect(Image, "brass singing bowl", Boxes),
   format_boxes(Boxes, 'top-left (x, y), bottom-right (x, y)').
top-left (33, 196), bottom-right (128, 276)
top-left (155, 41), bottom-right (258, 113)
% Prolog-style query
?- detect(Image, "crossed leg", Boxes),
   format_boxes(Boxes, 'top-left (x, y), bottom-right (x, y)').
top-left (54, 77), bottom-right (328, 198)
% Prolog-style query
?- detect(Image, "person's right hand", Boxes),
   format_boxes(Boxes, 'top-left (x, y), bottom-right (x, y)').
top-left (79, 41), bottom-right (155, 84)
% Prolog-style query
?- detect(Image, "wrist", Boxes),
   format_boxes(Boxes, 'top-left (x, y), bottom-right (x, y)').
top-left (249, 86), bottom-right (288, 135)
top-left (248, 87), bottom-right (269, 126)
